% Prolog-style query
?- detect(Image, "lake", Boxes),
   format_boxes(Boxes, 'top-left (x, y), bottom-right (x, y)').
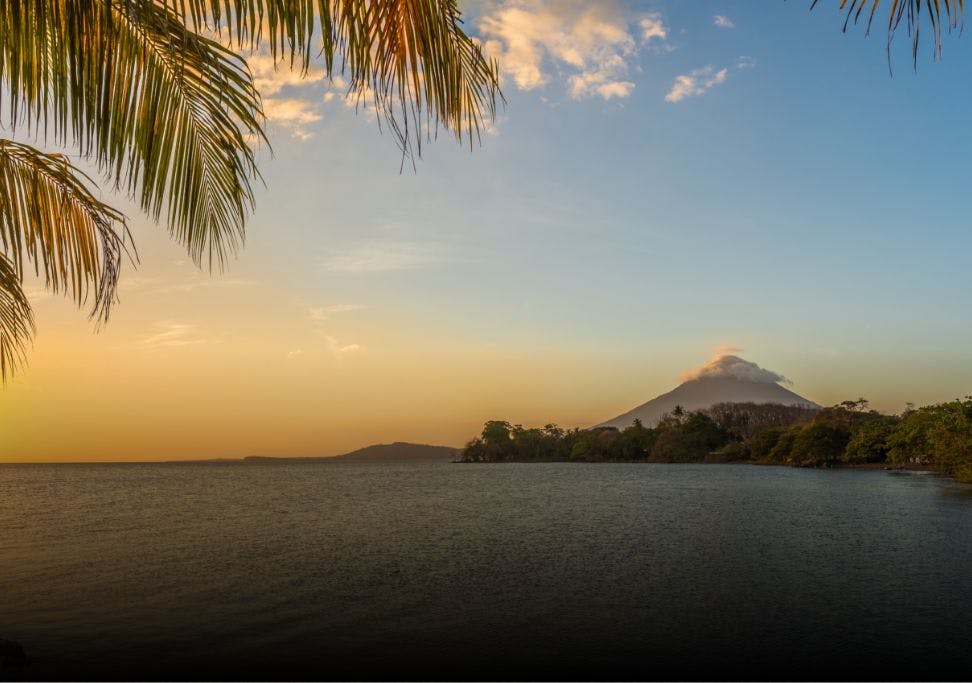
top-left (2, 462), bottom-right (971, 680)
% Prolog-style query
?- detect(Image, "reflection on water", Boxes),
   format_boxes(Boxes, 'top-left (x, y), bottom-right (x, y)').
top-left (1, 462), bottom-right (971, 680)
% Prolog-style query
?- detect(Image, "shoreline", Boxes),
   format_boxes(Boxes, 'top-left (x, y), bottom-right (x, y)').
top-left (454, 458), bottom-right (950, 477)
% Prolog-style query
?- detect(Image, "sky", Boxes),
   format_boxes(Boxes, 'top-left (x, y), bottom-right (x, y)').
top-left (4, 0), bottom-right (972, 461)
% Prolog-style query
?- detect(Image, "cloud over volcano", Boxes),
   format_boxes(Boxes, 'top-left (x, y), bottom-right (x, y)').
top-left (597, 352), bottom-right (814, 429)
top-left (680, 354), bottom-right (789, 385)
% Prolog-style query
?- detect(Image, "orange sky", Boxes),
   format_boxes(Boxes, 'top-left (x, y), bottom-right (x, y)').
top-left (6, 2), bottom-right (972, 461)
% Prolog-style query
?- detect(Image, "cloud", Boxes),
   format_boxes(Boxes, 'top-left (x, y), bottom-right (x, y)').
top-left (713, 15), bottom-right (735, 29)
top-left (248, 54), bottom-right (324, 97)
top-left (141, 321), bottom-right (209, 349)
top-left (308, 304), bottom-right (364, 322)
top-left (478, 1), bottom-right (667, 101)
top-left (152, 277), bottom-right (255, 294)
top-left (262, 98), bottom-right (322, 140)
top-left (287, 349), bottom-right (303, 359)
top-left (245, 53), bottom-right (326, 139)
top-left (640, 13), bottom-right (668, 42)
top-left (325, 335), bottom-right (362, 356)
top-left (322, 75), bottom-right (384, 116)
top-left (22, 285), bottom-right (53, 301)
top-left (736, 55), bottom-right (756, 70)
top-left (308, 307), bottom-right (330, 322)
top-left (681, 352), bottom-right (789, 385)
top-left (665, 65), bottom-right (728, 103)
top-left (322, 304), bottom-right (365, 314)
top-left (118, 277), bottom-right (164, 292)
top-left (322, 241), bottom-right (437, 273)
top-left (713, 344), bottom-right (743, 357)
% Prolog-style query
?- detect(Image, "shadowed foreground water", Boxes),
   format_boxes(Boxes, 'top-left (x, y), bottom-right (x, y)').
top-left (2, 462), bottom-right (971, 681)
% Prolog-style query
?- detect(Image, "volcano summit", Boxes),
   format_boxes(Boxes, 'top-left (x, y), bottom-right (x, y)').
top-left (598, 355), bottom-right (819, 429)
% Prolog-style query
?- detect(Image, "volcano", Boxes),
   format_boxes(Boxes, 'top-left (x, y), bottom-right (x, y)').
top-left (597, 355), bottom-right (819, 429)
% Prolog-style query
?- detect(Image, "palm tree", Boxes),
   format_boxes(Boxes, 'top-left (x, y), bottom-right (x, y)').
top-left (0, 0), bottom-right (501, 380)
top-left (813, 0), bottom-right (963, 64)
top-left (0, 1), bottom-right (964, 382)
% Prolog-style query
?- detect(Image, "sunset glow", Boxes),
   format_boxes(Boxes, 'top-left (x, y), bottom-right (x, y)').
top-left (4, 1), bottom-right (972, 461)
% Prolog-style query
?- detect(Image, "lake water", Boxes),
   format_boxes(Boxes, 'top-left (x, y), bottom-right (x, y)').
top-left (2, 462), bottom-right (971, 680)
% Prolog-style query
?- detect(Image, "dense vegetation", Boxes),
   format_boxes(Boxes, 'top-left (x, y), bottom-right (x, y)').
top-left (460, 398), bottom-right (972, 483)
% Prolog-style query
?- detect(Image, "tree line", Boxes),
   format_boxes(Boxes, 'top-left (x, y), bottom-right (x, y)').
top-left (459, 398), bottom-right (972, 483)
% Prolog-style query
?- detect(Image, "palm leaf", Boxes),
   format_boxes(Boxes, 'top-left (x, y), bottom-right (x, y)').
top-left (0, 254), bottom-right (33, 382)
top-left (812, 0), bottom-right (965, 63)
top-left (162, 0), bottom-right (502, 159)
top-left (0, 0), bottom-right (265, 267)
top-left (0, 139), bottom-right (128, 326)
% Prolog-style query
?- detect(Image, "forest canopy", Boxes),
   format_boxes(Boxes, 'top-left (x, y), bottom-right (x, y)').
top-left (460, 398), bottom-right (972, 484)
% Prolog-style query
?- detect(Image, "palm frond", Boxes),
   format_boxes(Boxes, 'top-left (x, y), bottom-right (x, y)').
top-left (0, 0), bottom-right (265, 268)
top-left (162, 0), bottom-right (502, 159)
top-left (812, 0), bottom-right (965, 64)
top-left (0, 253), bottom-right (33, 382)
top-left (0, 139), bottom-right (129, 326)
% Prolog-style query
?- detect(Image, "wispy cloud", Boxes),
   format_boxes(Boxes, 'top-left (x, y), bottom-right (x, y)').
top-left (157, 277), bottom-right (255, 294)
top-left (308, 303), bottom-right (365, 322)
top-left (118, 275), bottom-right (254, 296)
top-left (713, 344), bottom-right (743, 357)
top-left (262, 99), bottom-right (322, 141)
top-left (324, 303), bottom-right (365, 314)
top-left (308, 307), bottom-right (330, 322)
top-left (248, 54), bottom-right (325, 97)
top-left (713, 15), bottom-right (735, 29)
top-left (736, 55), bottom-right (756, 70)
top-left (325, 335), bottom-right (363, 356)
top-left (246, 53), bottom-right (326, 139)
top-left (665, 65), bottom-right (728, 103)
top-left (140, 321), bottom-right (210, 349)
top-left (640, 13), bottom-right (668, 42)
top-left (22, 286), bottom-right (53, 301)
top-left (322, 241), bottom-right (438, 273)
top-left (478, 1), bottom-right (668, 101)
top-left (322, 75), bottom-right (380, 112)
top-left (118, 277), bottom-right (163, 293)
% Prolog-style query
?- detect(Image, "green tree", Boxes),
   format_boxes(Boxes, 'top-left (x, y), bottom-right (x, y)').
top-left (886, 407), bottom-right (938, 466)
top-left (766, 426), bottom-right (801, 464)
top-left (789, 423), bottom-right (851, 467)
top-left (569, 427), bottom-right (621, 462)
top-left (747, 427), bottom-right (788, 462)
top-left (919, 400), bottom-right (972, 478)
top-left (482, 420), bottom-right (512, 442)
top-left (0, 0), bottom-right (500, 380)
top-left (618, 419), bottom-right (655, 460)
top-left (650, 412), bottom-right (728, 462)
top-left (843, 415), bottom-right (899, 464)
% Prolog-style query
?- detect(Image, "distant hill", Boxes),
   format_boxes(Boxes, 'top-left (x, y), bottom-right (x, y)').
top-left (331, 442), bottom-right (459, 462)
top-left (598, 356), bottom-right (819, 429)
top-left (243, 442), bottom-right (459, 463)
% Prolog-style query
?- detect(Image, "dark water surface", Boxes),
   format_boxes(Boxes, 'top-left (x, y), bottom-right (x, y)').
top-left (2, 462), bottom-right (971, 681)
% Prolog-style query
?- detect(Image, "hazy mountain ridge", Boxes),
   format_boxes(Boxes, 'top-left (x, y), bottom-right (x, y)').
top-left (330, 442), bottom-right (459, 462)
top-left (243, 442), bottom-right (459, 463)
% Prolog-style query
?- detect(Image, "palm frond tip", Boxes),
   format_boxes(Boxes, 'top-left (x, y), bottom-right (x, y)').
top-left (813, 0), bottom-right (965, 62)
top-left (0, 254), bottom-right (34, 382)
top-left (0, 0), bottom-right (266, 268)
top-left (159, 0), bottom-right (503, 158)
top-left (0, 140), bottom-right (130, 324)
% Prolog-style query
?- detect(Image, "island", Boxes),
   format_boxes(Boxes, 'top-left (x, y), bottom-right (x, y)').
top-left (459, 398), bottom-right (972, 484)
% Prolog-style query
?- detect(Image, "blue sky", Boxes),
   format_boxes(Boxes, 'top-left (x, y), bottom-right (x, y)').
top-left (5, 0), bottom-right (972, 459)
top-left (248, 0), bottom-right (972, 403)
